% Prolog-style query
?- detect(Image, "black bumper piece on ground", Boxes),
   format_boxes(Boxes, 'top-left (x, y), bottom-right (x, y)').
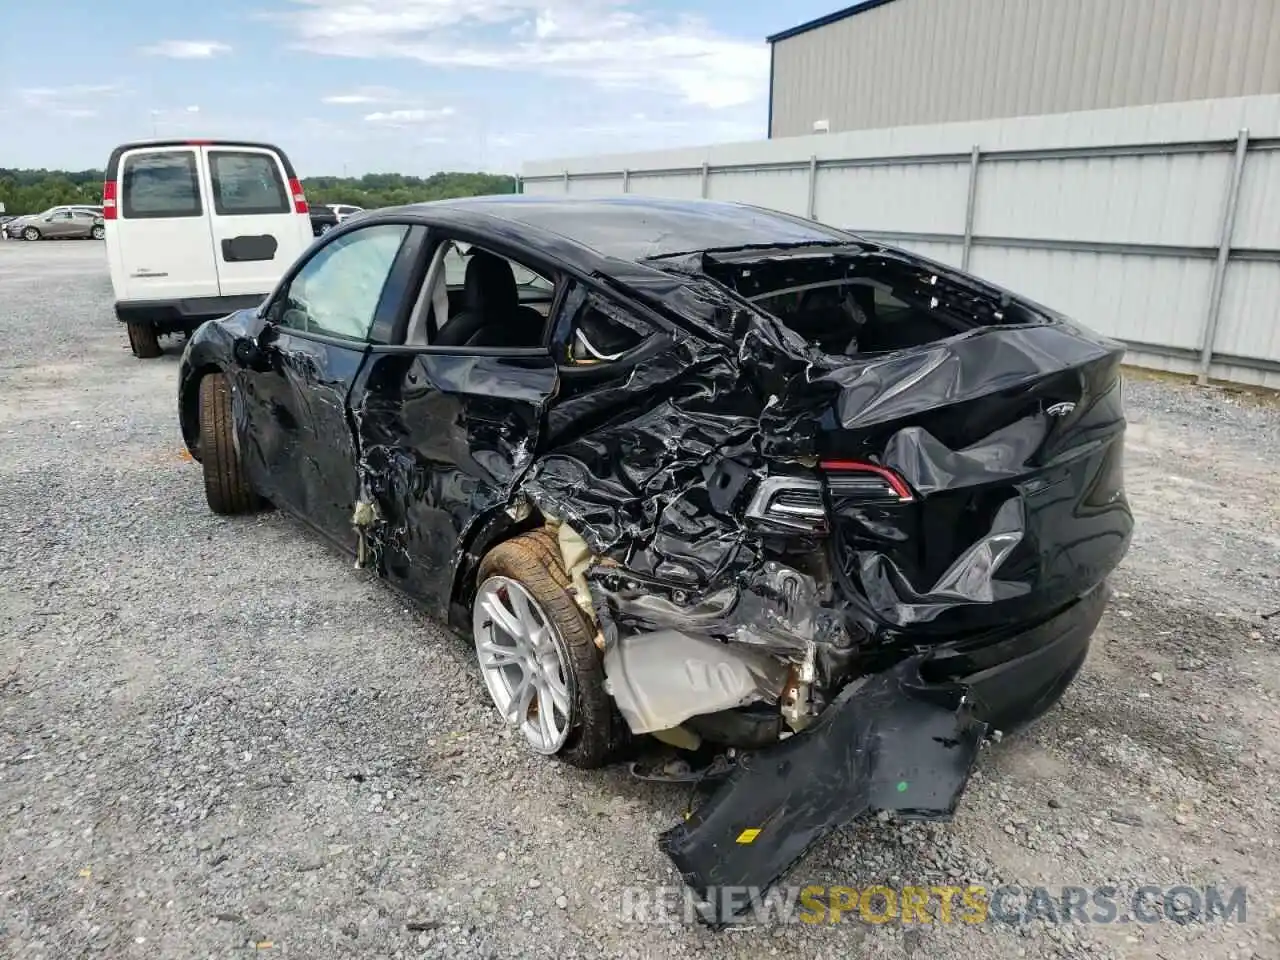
top-left (115, 295), bottom-right (267, 335)
top-left (659, 658), bottom-right (987, 926)
top-left (658, 586), bottom-right (1109, 926)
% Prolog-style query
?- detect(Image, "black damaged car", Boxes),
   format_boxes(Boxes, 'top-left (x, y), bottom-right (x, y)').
top-left (177, 196), bottom-right (1132, 921)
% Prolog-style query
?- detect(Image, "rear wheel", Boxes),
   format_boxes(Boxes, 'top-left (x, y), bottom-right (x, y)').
top-left (22, 226), bottom-right (40, 241)
top-left (473, 532), bottom-right (620, 768)
top-left (126, 321), bottom-right (161, 359)
top-left (197, 372), bottom-right (260, 515)
top-left (91, 225), bottom-right (105, 240)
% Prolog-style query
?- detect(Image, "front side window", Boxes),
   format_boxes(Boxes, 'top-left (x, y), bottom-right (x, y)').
top-left (276, 224), bottom-right (409, 341)
top-left (121, 150), bottom-right (201, 219)
top-left (49, 210), bottom-right (72, 222)
top-left (209, 150), bottom-right (289, 216)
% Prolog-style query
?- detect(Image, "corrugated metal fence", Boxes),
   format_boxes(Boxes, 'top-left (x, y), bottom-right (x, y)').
top-left (521, 95), bottom-right (1280, 388)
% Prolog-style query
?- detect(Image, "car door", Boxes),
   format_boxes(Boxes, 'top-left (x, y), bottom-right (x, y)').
top-left (345, 235), bottom-right (561, 618)
top-left (68, 210), bottom-right (96, 238)
top-left (202, 146), bottom-right (312, 297)
top-left (231, 221), bottom-right (424, 549)
top-left (45, 210), bottom-right (75, 237)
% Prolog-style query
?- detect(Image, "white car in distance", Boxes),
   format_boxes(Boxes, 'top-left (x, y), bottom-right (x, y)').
top-left (328, 204), bottom-right (364, 222)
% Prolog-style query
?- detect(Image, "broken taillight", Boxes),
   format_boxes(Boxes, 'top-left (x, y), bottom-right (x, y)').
top-left (746, 462), bottom-right (914, 534)
top-left (745, 476), bottom-right (827, 533)
top-left (820, 459), bottom-right (915, 503)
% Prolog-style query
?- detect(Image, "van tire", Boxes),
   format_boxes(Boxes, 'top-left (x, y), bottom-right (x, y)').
top-left (22, 227), bottom-right (40, 241)
top-left (198, 372), bottom-right (260, 515)
top-left (126, 322), bottom-right (162, 359)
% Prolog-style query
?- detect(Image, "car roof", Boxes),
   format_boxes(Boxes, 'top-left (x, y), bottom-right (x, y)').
top-left (376, 195), bottom-right (855, 273)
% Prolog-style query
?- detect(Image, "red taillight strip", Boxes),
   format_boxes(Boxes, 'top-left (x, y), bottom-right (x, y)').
top-left (820, 459), bottom-right (915, 502)
top-left (101, 180), bottom-right (117, 220)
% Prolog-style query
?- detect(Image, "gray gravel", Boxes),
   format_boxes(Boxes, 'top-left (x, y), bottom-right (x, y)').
top-left (1, 240), bottom-right (1278, 959)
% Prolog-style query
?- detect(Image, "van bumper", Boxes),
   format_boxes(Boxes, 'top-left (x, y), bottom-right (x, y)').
top-left (115, 295), bottom-right (267, 335)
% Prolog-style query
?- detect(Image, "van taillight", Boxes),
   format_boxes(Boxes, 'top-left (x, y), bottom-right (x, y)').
top-left (288, 178), bottom-right (309, 214)
top-left (102, 181), bottom-right (117, 220)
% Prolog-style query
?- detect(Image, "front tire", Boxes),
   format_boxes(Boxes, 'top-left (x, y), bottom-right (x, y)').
top-left (22, 227), bottom-right (40, 241)
top-left (473, 531), bottom-right (620, 768)
top-left (197, 373), bottom-right (260, 515)
top-left (126, 321), bottom-right (161, 358)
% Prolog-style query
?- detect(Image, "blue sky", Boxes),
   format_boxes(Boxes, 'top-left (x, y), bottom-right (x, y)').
top-left (1, 0), bottom-right (841, 176)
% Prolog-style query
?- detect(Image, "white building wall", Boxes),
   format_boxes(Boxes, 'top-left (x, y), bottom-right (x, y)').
top-left (523, 95), bottom-right (1280, 388)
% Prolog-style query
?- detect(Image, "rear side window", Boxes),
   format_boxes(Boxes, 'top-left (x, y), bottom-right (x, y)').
top-left (566, 293), bottom-right (649, 364)
top-left (208, 151), bottom-right (289, 216)
top-left (121, 151), bottom-right (201, 219)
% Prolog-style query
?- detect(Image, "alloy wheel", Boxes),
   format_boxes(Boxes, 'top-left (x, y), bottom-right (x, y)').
top-left (472, 575), bottom-right (575, 754)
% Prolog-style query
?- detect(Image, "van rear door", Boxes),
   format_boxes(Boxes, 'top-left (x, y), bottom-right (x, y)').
top-left (201, 146), bottom-right (312, 298)
top-left (111, 145), bottom-right (219, 303)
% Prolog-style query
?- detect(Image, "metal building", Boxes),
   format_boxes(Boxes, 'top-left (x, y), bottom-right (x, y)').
top-left (768, 0), bottom-right (1280, 138)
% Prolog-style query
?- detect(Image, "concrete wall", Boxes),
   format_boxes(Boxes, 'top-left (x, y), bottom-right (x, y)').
top-left (768, 0), bottom-right (1280, 138)
top-left (523, 95), bottom-right (1280, 388)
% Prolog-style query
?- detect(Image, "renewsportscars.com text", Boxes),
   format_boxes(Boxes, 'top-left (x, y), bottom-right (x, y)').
top-left (620, 884), bottom-right (1249, 926)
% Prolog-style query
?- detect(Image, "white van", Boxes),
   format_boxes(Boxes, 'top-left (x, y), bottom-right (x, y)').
top-left (103, 139), bottom-right (315, 358)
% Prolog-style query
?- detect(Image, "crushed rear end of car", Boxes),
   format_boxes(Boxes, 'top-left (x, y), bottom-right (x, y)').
top-left (508, 233), bottom-right (1133, 921)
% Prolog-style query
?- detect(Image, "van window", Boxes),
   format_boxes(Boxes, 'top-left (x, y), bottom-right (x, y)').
top-left (121, 150), bottom-right (201, 219)
top-left (208, 151), bottom-right (290, 216)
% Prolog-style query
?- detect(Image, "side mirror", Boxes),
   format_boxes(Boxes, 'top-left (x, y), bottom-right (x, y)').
top-left (233, 323), bottom-right (276, 371)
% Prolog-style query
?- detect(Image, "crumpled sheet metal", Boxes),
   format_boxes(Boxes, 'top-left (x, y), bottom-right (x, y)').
top-left (521, 256), bottom-right (1130, 643)
top-left (659, 656), bottom-right (987, 926)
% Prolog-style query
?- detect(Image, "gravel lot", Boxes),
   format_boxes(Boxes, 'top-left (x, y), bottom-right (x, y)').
top-left (1, 240), bottom-right (1278, 960)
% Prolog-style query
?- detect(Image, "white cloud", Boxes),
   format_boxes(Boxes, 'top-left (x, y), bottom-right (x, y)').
top-left (364, 107), bottom-right (456, 124)
top-left (322, 86), bottom-right (402, 105)
top-left (12, 84), bottom-right (126, 120)
top-left (280, 0), bottom-right (767, 110)
top-left (142, 40), bottom-right (232, 59)
top-left (18, 84), bottom-right (122, 106)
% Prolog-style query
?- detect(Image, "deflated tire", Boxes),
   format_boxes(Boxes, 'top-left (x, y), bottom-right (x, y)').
top-left (473, 531), bottom-right (621, 768)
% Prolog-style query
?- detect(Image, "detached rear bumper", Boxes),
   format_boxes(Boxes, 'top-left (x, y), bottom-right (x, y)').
top-left (115, 295), bottom-right (266, 335)
top-left (660, 658), bottom-right (986, 925)
top-left (658, 585), bottom-right (1108, 925)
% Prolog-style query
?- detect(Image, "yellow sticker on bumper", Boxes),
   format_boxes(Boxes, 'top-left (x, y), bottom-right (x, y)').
top-left (735, 828), bottom-right (762, 844)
